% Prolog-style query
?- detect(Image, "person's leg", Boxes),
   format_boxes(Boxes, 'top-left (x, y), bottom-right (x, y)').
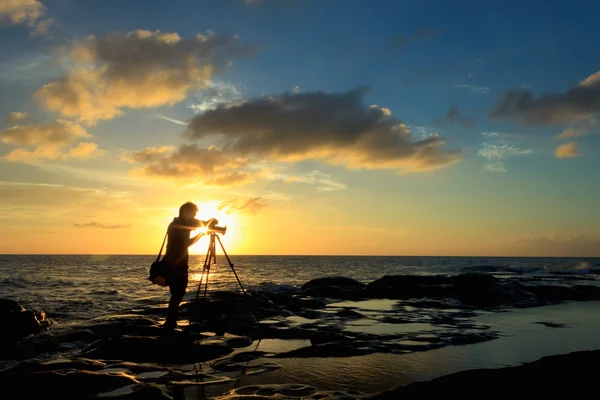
top-left (164, 275), bottom-right (188, 329)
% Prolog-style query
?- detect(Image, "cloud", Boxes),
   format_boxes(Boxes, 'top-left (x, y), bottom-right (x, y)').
top-left (435, 105), bottom-right (475, 128)
top-left (125, 144), bottom-right (247, 182)
top-left (490, 70), bottom-right (600, 125)
top-left (217, 197), bottom-right (267, 215)
top-left (0, 181), bottom-right (133, 210)
top-left (555, 118), bottom-right (599, 139)
top-left (477, 132), bottom-right (534, 172)
top-left (188, 80), bottom-right (244, 113)
top-left (454, 84), bottom-right (490, 94)
top-left (514, 234), bottom-right (600, 257)
top-left (554, 142), bottom-right (580, 158)
top-left (156, 115), bottom-right (188, 126)
top-left (35, 30), bottom-right (255, 125)
top-left (186, 88), bottom-right (462, 173)
top-left (0, 119), bottom-right (104, 162)
top-left (201, 171), bottom-right (255, 187)
top-left (483, 162), bottom-right (507, 173)
top-left (267, 169), bottom-right (348, 191)
top-left (0, 0), bottom-right (51, 33)
top-left (3, 111), bottom-right (31, 125)
top-left (73, 221), bottom-right (131, 229)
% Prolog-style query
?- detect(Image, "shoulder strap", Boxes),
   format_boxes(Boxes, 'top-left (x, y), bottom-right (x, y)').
top-left (156, 230), bottom-right (168, 262)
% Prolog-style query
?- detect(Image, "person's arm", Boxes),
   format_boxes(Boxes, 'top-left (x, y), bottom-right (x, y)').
top-left (198, 217), bottom-right (218, 227)
top-left (188, 232), bottom-right (203, 247)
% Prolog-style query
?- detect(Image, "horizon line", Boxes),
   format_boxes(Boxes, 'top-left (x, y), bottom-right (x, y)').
top-left (0, 253), bottom-right (599, 258)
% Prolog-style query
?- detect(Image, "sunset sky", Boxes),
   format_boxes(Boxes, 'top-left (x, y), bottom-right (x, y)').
top-left (1, 0), bottom-right (599, 256)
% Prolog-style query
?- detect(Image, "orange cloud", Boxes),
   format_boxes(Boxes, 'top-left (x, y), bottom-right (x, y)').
top-left (126, 144), bottom-right (248, 183)
top-left (35, 30), bottom-right (254, 125)
top-left (554, 142), bottom-right (580, 158)
top-left (0, 0), bottom-right (51, 33)
top-left (0, 119), bottom-right (104, 162)
top-left (217, 197), bottom-right (267, 215)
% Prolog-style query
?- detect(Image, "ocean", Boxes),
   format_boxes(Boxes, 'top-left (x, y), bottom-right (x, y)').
top-left (2, 254), bottom-right (600, 396)
top-left (2, 254), bottom-right (599, 325)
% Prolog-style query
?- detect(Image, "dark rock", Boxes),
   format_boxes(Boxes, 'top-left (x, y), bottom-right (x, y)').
top-left (534, 321), bottom-right (567, 328)
top-left (79, 334), bottom-right (233, 364)
top-left (309, 331), bottom-right (353, 345)
top-left (0, 299), bottom-right (24, 313)
top-left (301, 277), bottom-right (366, 299)
top-left (368, 350), bottom-right (600, 398)
top-left (336, 309), bottom-right (364, 318)
top-left (257, 292), bottom-right (328, 311)
top-left (0, 299), bottom-right (51, 339)
top-left (2, 369), bottom-right (138, 400)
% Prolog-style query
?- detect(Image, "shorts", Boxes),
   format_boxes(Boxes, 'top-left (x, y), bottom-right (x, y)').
top-left (168, 274), bottom-right (188, 297)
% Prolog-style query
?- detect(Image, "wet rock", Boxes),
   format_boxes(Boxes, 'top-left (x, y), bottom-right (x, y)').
top-left (0, 299), bottom-right (51, 339)
top-left (80, 334), bottom-right (233, 364)
top-left (301, 277), bottom-right (366, 299)
top-left (2, 368), bottom-right (140, 400)
top-left (534, 321), bottom-right (567, 328)
top-left (0, 298), bottom-right (24, 313)
top-left (336, 309), bottom-right (364, 318)
top-left (365, 274), bottom-right (549, 308)
top-left (257, 292), bottom-right (328, 311)
top-left (309, 331), bottom-right (353, 345)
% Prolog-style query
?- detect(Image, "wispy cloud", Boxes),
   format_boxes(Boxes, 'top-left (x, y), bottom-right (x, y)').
top-left (267, 169), bottom-right (348, 191)
top-left (188, 81), bottom-right (244, 113)
top-left (514, 233), bottom-right (600, 257)
top-left (454, 84), bottom-right (490, 94)
top-left (156, 115), bottom-right (188, 126)
top-left (73, 221), bottom-right (131, 229)
top-left (554, 142), bottom-right (580, 158)
top-left (217, 197), bottom-right (267, 215)
top-left (435, 105), bottom-right (475, 128)
top-left (477, 132), bottom-right (533, 172)
top-left (556, 118), bottom-right (598, 139)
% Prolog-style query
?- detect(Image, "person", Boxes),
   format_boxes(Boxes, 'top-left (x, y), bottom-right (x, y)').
top-left (161, 201), bottom-right (217, 331)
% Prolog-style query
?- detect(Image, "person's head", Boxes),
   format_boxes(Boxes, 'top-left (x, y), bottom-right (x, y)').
top-left (179, 201), bottom-right (198, 220)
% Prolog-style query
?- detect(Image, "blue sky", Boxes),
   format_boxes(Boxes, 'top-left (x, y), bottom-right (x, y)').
top-left (0, 0), bottom-right (599, 256)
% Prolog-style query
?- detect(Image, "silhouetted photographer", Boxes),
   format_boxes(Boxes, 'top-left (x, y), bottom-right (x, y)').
top-left (150, 202), bottom-right (218, 331)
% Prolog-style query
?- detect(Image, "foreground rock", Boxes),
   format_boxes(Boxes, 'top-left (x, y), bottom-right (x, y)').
top-left (0, 299), bottom-right (51, 339)
top-left (302, 273), bottom-right (600, 308)
top-left (369, 349), bottom-right (600, 398)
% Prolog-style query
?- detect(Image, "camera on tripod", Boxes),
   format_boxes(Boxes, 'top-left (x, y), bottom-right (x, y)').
top-left (204, 218), bottom-right (227, 235)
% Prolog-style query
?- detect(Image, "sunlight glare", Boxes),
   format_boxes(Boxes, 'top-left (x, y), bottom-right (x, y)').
top-left (189, 200), bottom-right (238, 254)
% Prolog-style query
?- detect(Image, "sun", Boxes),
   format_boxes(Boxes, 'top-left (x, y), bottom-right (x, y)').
top-left (189, 200), bottom-right (238, 254)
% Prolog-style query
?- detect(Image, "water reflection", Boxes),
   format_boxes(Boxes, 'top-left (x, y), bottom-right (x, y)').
top-left (236, 301), bottom-right (600, 394)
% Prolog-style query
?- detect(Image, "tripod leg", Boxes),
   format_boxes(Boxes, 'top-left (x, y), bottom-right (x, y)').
top-left (203, 235), bottom-right (215, 299)
top-left (215, 234), bottom-right (246, 295)
top-left (196, 240), bottom-right (212, 299)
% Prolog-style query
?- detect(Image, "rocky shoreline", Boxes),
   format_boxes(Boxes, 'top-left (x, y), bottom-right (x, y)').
top-left (2, 273), bottom-right (600, 399)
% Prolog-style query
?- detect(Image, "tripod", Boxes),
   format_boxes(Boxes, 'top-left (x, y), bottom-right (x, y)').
top-left (195, 232), bottom-right (246, 299)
